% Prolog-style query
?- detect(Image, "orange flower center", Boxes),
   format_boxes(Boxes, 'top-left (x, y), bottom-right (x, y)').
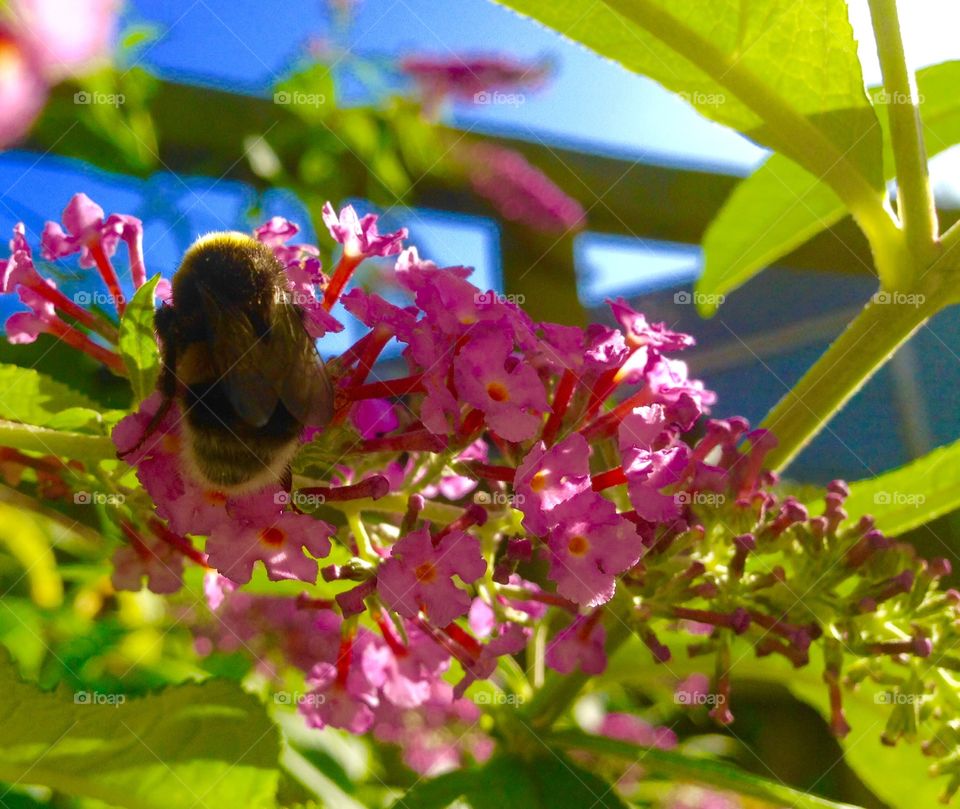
top-left (567, 535), bottom-right (590, 556)
top-left (204, 490), bottom-right (228, 506)
top-left (529, 470), bottom-right (549, 493)
top-left (259, 527), bottom-right (286, 547)
top-left (414, 561), bottom-right (438, 583)
top-left (486, 381), bottom-right (509, 402)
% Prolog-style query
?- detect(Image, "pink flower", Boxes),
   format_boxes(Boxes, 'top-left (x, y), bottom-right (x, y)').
top-left (619, 409), bottom-right (690, 523)
top-left (362, 624), bottom-right (448, 709)
top-left (0, 32), bottom-right (46, 147)
top-left (544, 492), bottom-right (644, 607)
top-left (322, 202), bottom-right (406, 259)
top-left (378, 527), bottom-right (486, 626)
top-left (205, 506), bottom-right (333, 585)
top-left (351, 398), bottom-right (399, 440)
top-left (401, 54), bottom-right (550, 104)
top-left (11, 0), bottom-right (118, 79)
top-left (514, 433), bottom-right (591, 536)
top-left (608, 298), bottom-right (695, 352)
top-left (599, 712), bottom-right (677, 749)
top-left (453, 326), bottom-right (547, 442)
top-left (303, 654), bottom-right (379, 734)
top-left (111, 533), bottom-right (184, 595)
top-left (545, 615), bottom-right (606, 674)
top-left (463, 143), bottom-right (586, 235)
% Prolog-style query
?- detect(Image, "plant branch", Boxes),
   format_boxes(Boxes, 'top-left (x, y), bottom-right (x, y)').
top-left (0, 421), bottom-right (117, 462)
top-left (600, 0), bottom-right (904, 284)
top-left (546, 730), bottom-right (865, 809)
top-left (761, 291), bottom-right (938, 472)
top-left (867, 0), bottom-right (938, 262)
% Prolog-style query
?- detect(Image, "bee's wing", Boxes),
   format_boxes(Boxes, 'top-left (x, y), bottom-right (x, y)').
top-left (273, 301), bottom-right (335, 428)
top-left (200, 286), bottom-right (333, 429)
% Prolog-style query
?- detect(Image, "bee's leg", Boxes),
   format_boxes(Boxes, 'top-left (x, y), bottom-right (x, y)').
top-left (279, 464), bottom-right (293, 493)
top-left (117, 394), bottom-right (174, 460)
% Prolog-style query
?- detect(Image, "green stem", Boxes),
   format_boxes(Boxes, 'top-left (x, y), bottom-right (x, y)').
top-left (330, 493), bottom-right (462, 524)
top-left (0, 420), bottom-right (117, 461)
top-left (546, 730), bottom-right (865, 809)
top-left (867, 0), bottom-right (938, 262)
top-left (346, 511), bottom-right (375, 561)
top-left (520, 590), bottom-right (635, 730)
top-left (762, 290), bottom-right (939, 472)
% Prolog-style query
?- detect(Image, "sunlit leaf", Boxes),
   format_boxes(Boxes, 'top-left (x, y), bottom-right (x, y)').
top-left (118, 275), bottom-right (162, 404)
top-left (0, 654), bottom-right (280, 809)
top-left (697, 61), bottom-right (960, 313)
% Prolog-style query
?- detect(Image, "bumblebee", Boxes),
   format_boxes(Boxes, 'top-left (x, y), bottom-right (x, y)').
top-left (151, 232), bottom-right (333, 493)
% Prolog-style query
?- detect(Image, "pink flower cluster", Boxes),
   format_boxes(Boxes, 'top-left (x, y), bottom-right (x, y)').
top-left (4, 194), bottom-right (958, 789)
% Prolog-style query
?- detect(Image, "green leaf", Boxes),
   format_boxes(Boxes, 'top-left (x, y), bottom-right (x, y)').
top-left (118, 275), bottom-right (162, 404)
top-left (697, 60), bottom-right (960, 313)
top-left (388, 766), bottom-right (484, 809)
top-left (392, 753), bottom-right (630, 809)
top-left (837, 436), bottom-right (960, 537)
top-left (0, 654), bottom-right (280, 808)
top-left (790, 671), bottom-right (944, 808)
top-left (0, 364), bottom-right (103, 429)
top-left (0, 504), bottom-right (62, 609)
top-left (492, 0), bottom-right (882, 202)
top-left (547, 729), bottom-right (862, 809)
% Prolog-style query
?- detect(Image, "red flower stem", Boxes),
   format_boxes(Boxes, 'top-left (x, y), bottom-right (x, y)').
top-left (300, 474), bottom-right (390, 502)
top-left (579, 387), bottom-right (654, 440)
top-left (542, 369), bottom-right (577, 445)
top-left (585, 368), bottom-right (618, 418)
top-left (150, 519), bottom-right (209, 566)
top-left (26, 280), bottom-right (118, 342)
top-left (590, 466), bottom-right (627, 491)
top-left (433, 504), bottom-right (487, 546)
top-left (335, 631), bottom-right (354, 685)
top-left (88, 242), bottom-right (126, 315)
top-left (442, 621), bottom-right (484, 658)
top-left (322, 254), bottom-right (362, 310)
top-left (47, 317), bottom-right (125, 375)
top-left (458, 408), bottom-right (484, 439)
top-left (342, 374), bottom-right (425, 400)
top-left (360, 429), bottom-right (446, 453)
top-left (0, 447), bottom-right (71, 473)
top-left (376, 611), bottom-right (408, 656)
top-left (122, 230), bottom-right (147, 288)
top-left (120, 522), bottom-right (151, 559)
top-left (295, 594), bottom-right (335, 610)
top-left (462, 462), bottom-right (516, 483)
